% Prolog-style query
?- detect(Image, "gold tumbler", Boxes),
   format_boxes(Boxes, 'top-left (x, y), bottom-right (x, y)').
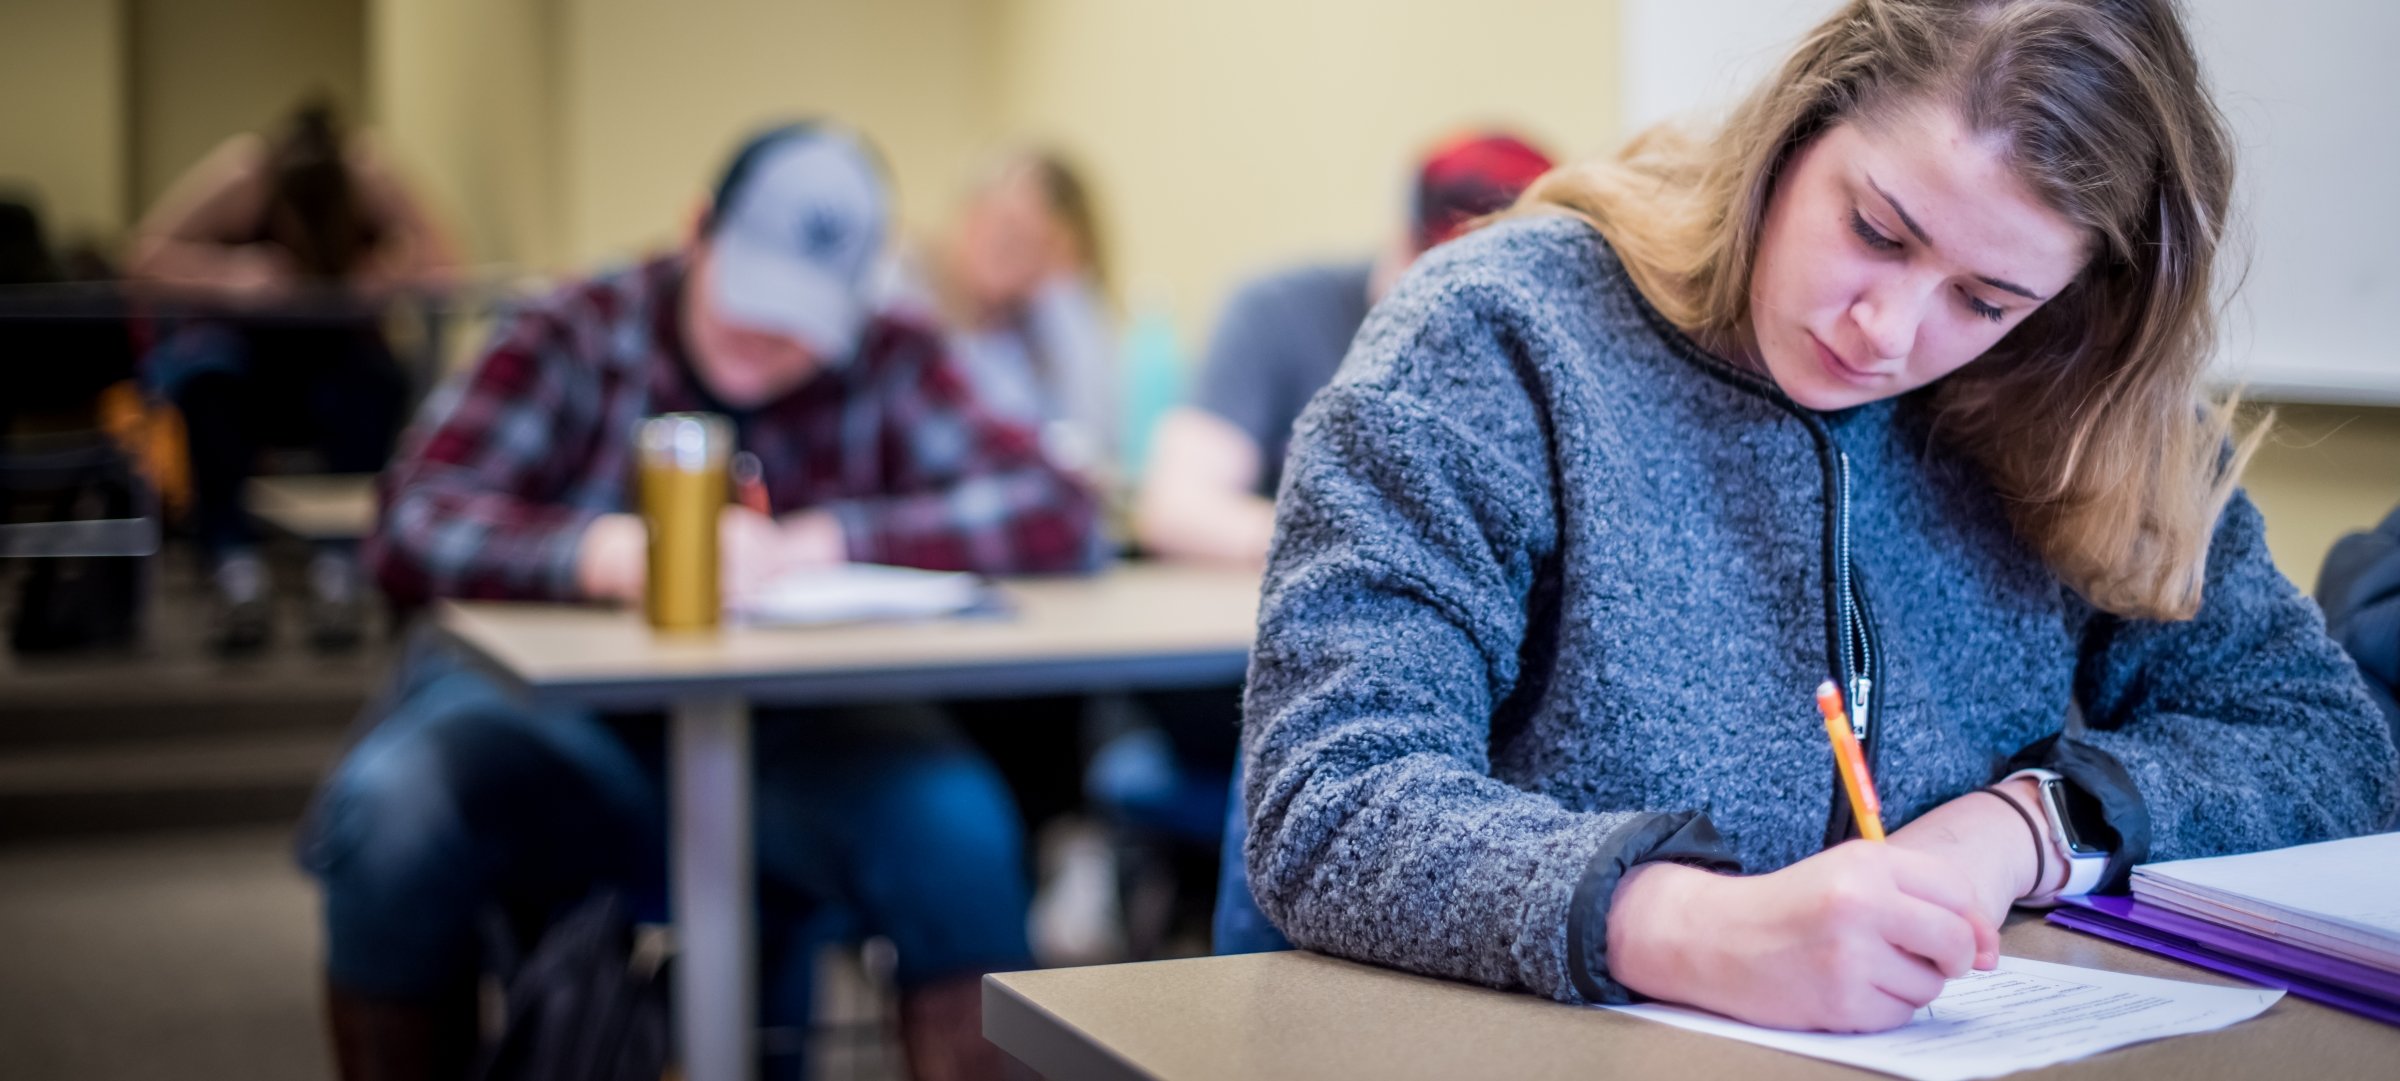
top-left (635, 412), bottom-right (733, 631)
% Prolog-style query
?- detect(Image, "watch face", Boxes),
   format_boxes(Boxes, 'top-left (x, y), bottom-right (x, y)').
top-left (2041, 778), bottom-right (2111, 858)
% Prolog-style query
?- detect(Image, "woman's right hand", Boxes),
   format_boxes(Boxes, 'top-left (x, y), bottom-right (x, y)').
top-left (1606, 841), bottom-right (1998, 1032)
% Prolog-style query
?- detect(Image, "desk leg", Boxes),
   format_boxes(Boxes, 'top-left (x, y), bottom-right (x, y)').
top-left (671, 696), bottom-right (755, 1081)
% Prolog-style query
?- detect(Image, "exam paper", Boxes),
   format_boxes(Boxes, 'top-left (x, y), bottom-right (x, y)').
top-left (1603, 956), bottom-right (2281, 1081)
top-left (733, 563), bottom-right (994, 626)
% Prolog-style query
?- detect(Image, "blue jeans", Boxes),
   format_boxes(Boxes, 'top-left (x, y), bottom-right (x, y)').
top-left (1212, 763), bottom-right (1292, 955)
top-left (299, 634), bottom-right (1033, 1052)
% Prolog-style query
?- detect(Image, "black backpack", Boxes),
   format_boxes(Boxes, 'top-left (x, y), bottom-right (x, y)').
top-left (5, 440), bottom-right (147, 653)
top-left (475, 891), bottom-right (673, 1081)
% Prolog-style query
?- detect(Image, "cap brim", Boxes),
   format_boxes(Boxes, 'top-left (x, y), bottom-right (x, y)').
top-left (710, 236), bottom-right (865, 359)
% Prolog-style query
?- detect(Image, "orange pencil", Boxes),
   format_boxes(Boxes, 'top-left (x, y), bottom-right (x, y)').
top-left (1816, 680), bottom-right (1885, 841)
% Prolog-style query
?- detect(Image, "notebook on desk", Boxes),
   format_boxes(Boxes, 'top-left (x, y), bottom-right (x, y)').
top-left (2052, 895), bottom-right (2400, 1025)
top-left (2050, 830), bottom-right (2400, 1025)
top-left (2131, 831), bottom-right (2400, 970)
top-left (731, 563), bottom-right (1007, 627)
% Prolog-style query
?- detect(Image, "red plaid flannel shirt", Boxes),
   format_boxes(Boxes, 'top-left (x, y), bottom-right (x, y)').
top-left (367, 255), bottom-right (1100, 607)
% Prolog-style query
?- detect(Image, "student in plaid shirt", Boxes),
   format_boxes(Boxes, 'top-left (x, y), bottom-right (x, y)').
top-left (301, 123), bottom-right (1096, 1081)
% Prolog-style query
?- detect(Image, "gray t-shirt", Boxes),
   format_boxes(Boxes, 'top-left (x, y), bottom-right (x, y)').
top-left (1191, 259), bottom-right (1374, 496)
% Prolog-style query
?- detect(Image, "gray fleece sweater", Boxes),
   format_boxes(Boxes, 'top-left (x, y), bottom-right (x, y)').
top-left (1240, 213), bottom-right (2400, 1006)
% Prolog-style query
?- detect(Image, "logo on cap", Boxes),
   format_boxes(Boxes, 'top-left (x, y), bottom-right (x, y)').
top-left (800, 208), bottom-right (850, 262)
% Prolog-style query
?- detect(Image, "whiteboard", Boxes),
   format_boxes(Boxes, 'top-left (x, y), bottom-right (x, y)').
top-left (1621, 0), bottom-right (2400, 404)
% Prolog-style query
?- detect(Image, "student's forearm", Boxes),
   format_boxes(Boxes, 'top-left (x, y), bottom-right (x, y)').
top-left (355, 242), bottom-right (458, 293)
top-left (1136, 488), bottom-right (1277, 567)
top-left (129, 237), bottom-right (265, 289)
top-left (372, 487), bottom-right (603, 605)
top-left (824, 468), bottom-right (1100, 575)
top-left (1886, 778), bottom-right (2049, 906)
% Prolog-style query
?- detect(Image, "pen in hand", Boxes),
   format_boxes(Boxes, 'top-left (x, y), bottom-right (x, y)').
top-left (1817, 680), bottom-right (1885, 841)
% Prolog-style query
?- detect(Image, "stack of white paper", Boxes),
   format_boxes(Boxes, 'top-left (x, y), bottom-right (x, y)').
top-left (2129, 831), bottom-right (2400, 973)
top-left (732, 563), bottom-right (994, 626)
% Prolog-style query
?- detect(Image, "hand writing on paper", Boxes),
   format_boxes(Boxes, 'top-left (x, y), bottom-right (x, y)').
top-left (573, 507), bottom-right (849, 606)
top-left (1606, 841), bottom-right (1999, 1032)
top-left (720, 507), bottom-right (846, 602)
top-left (718, 506), bottom-right (791, 602)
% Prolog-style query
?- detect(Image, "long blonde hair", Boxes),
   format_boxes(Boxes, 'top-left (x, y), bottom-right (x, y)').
top-left (1526, 0), bottom-right (2255, 620)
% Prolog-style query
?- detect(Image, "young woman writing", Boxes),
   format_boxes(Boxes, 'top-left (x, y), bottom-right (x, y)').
top-left (1239, 0), bottom-right (2397, 1032)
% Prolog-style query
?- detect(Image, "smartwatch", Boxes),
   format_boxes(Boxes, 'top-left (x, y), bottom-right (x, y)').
top-left (2005, 768), bottom-right (2108, 900)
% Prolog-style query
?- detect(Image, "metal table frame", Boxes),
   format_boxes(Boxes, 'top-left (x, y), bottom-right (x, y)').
top-left (434, 564), bottom-right (1261, 1081)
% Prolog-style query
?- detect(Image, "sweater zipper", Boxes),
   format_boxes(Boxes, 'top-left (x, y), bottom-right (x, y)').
top-left (1815, 443), bottom-right (1886, 845)
top-left (1639, 340), bottom-right (1888, 845)
top-left (1835, 452), bottom-right (1875, 748)
top-left (1833, 451), bottom-right (1885, 818)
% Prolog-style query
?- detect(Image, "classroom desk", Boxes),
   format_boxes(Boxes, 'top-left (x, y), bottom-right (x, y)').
top-left (983, 917), bottom-right (2400, 1080)
top-left (434, 561), bottom-right (1262, 1081)
top-left (246, 473), bottom-right (378, 541)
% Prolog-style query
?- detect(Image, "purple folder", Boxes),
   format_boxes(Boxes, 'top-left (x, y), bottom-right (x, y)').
top-left (2049, 894), bottom-right (2400, 1027)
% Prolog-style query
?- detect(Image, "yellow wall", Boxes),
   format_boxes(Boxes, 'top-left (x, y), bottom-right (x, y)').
top-left (554, 0), bottom-right (999, 267)
top-left (0, 0), bottom-right (126, 243)
top-left (995, 0), bottom-right (1622, 343)
top-left (366, 0), bottom-right (560, 270)
top-left (127, 0), bottom-right (366, 217)
top-left (2244, 405), bottom-right (2400, 591)
top-left (363, 0), bottom-right (1620, 323)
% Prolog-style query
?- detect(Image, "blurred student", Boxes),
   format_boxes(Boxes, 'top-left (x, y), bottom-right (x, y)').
top-left (1133, 132), bottom-right (1553, 566)
top-left (2320, 505), bottom-right (2400, 758)
top-left (884, 150), bottom-right (1122, 930)
top-left (888, 148), bottom-right (1119, 488)
top-left (302, 122), bottom-right (1097, 1081)
top-left (128, 99), bottom-right (460, 652)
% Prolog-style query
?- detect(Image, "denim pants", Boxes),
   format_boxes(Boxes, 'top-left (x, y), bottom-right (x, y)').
top-left (1212, 764), bottom-right (1293, 955)
top-left (298, 634), bottom-right (1035, 1053)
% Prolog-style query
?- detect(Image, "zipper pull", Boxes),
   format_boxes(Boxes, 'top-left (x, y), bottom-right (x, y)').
top-left (1849, 676), bottom-right (1871, 741)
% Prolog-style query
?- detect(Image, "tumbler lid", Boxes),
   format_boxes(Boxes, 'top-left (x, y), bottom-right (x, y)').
top-left (635, 412), bottom-right (734, 471)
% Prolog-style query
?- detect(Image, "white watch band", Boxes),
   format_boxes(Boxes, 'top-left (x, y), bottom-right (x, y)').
top-left (2005, 768), bottom-right (2107, 901)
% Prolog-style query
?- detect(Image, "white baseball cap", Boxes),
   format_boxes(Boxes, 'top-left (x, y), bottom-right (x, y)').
top-left (705, 123), bottom-right (889, 361)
